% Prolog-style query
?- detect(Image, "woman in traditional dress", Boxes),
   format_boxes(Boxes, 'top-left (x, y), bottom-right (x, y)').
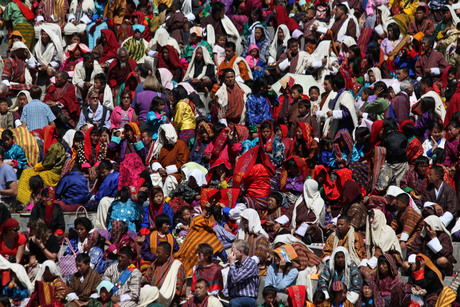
top-left (182, 46), bottom-right (215, 92)
top-left (171, 86), bottom-right (196, 143)
top-left (3, 0), bottom-right (35, 50)
top-left (158, 45), bottom-right (184, 83)
top-left (34, 260), bottom-right (68, 303)
top-left (190, 123), bottom-right (215, 166)
top-left (374, 253), bottom-right (401, 305)
top-left (294, 122), bottom-right (319, 171)
top-left (103, 220), bottom-right (136, 263)
top-left (17, 126), bottom-right (66, 204)
top-left (268, 25), bottom-right (290, 64)
top-left (106, 187), bottom-right (142, 233)
top-left (60, 43), bottom-right (91, 77)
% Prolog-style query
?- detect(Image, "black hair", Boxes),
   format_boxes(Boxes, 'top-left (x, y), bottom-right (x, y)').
top-left (421, 96), bottom-right (436, 114)
top-left (222, 68), bottom-right (235, 78)
top-left (89, 127), bottom-right (100, 136)
top-left (224, 41), bottom-right (236, 51)
top-left (429, 121), bottom-right (443, 132)
top-left (262, 286), bottom-right (278, 298)
top-left (416, 6), bottom-right (428, 12)
top-left (269, 192), bottom-right (283, 205)
top-left (29, 86), bottom-right (42, 100)
top-left (284, 157), bottom-right (297, 170)
top-left (420, 76), bottom-right (434, 88)
top-left (252, 77), bottom-right (269, 96)
top-left (383, 117), bottom-right (398, 133)
top-left (431, 164), bottom-right (444, 178)
top-left (309, 86), bottom-right (320, 94)
top-left (0, 296), bottom-right (11, 307)
top-left (214, 122), bottom-right (226, 135)
top-left (149, 187), bottom-right (163, 200)
top-left (291, 84), bottom-right (303, 94)
top-left (299, 99), bottom-right (311, 110)
top-left (319, 137), bottom-right (333, 149)
top-left (414, 155), bottom-right (429, 167)
top-left (119, 246), bottom-right (134, 258)
top-left (249, 6), bottom-right (263, 23)
top-left (29, 175), bottom-right (44, 194)
top-left (432, 148), bottom-right (446, 165)
top-left (83, 52), bottom-right (95, 61)
top-left (158, 241), bottom-right (172, 254)
top-left (155, 214), bottom-right (172, 229)
top-left (422, 35), bottom-right (436, 47)
top-left (195, 278), bottom-right (210, 288)
top-left (196, 243), bottom-right (213, 262)
top-left (336, 3), bottom-right (348, 13)
top-left (398, 67), bottom-right (409, 75)
top-left (313, 290), bottom-right (326, 302)
top-left (0, 98), bottom-right (7, 105)
top-left (98, 159), bottom-right (113, 171)
top-left (209, 204), bottom-right (223, 224)
top-left (260, 121), bottom-right (272, 132)
top-left (76, 253), bottom-right (91, 264)
top-left (74, 217), bottom-right (93, 232)
top-left (362, 87), bottom-right (374, 96)
top-left (1, 129), bottom-right (13, 140)
top-left (395, 193), bottom-right (410, 205)
top-left (401, 122), bottom-right (415, 139)
top-left (349, 45), bottom-right (362, 76)
top-left (337, 215), bottom-right (350, 223)
top-left (287, 37), bottom-right (299, 47)
top-left (150, 96), bottom-right (165, 112)
top-left (142, 129), bottom-right (153, 138)
top-left (115, 186), bottom-right (131, 203)
top-left (373, 81), bottom-right (390, 98)
top-left (387, 22), bottom-right (400, 40)
top-left (366, 45), bottom-right (380, 63)
top-left (211, 2), bottom-right (225, 13)
top-left (331, 74), bottom-right (345, 89)
top-left (74, 131), bottom-right (85, 145)
top-left (100, 127), bottom-right (110, 137)
top-left (94, 73), bottom-right (107, 85)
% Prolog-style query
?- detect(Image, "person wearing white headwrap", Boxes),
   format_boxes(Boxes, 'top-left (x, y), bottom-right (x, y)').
top-left (242, 23), bottom-right (271, 66)
top-left (362, 209), bottom-right (402, 269)
top-left (305, 40), bottom-right (340, 83)
top-left (2, 41), bottom-right (34, 93)
top-left (64, 0), bottom-right (95, 35)
top-left (374, 5), bottom-right (395, 37)
top-left (33, 25), bottom-right (64, 75)
top-left (317, 247), bottom-right (363, 304)
top-left (149, 124), bottom-right (190, 198)
top-left (182, 46), bottom-right (216, 92)
top-left (34, 260), bottom-right (68, 302)
top-left (169, 168), bottom-right (207, 204)
top-left (406, 215), bottom-right (456, 275)
top-left (268, 25), bottom-right (291, 64)
top-left (138, 285), bottom-right (162, 307)
top-left (0, 254), bottom-right (34, 296)
top-left (237, 209), bottom-right (270, 270)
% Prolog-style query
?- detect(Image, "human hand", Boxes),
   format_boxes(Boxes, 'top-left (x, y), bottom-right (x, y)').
top-left (273, 222), bottom-right (281, 233)
top-left (84, 82), bottom-right (92, 88)
top-left (228, 251), bottom-right (236, 264)
top-left (111, 297), bottom-right (121, 303)
top-left (419, 258), bottom-right (426, 270)
top-left (279, 257), bottom-right (287, 269)
top-left (287, 49), bottom-right (292, 60)
top-left (433, 204), bottom-right (444, 216)
top-left (327, 110), bottom-right (333, 117)
top-left (158, 168), bottom-right (167, 177)
top-left (321, 58), bottom-right (327, 65)
top-left (374, 87), bottom-right (384, 96)
top-left (425, 224), bottom-right (436, 239)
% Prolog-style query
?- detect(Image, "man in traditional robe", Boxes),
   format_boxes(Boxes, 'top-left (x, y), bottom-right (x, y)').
top-left (415, 36), bottom-right (447, 78)
top-left (419, 76), bottom-right (446, 121)
top-left (329, 4), bottom-right (357, 41)
top-left (142, 242), bottom-right (187, 306)
top-left (183, 279), bottom-right (223, 307)
top-left (322, 215), bottom-right (366, 265)
top-left (421, 165), bottom-right (459, 229)
top-left (103, 0), bottom-right (126, 27)
top-left (122, 25), bottom-right (148, 63)
top-left (384, 80), bottom-right (412, 125)
top-left (1, 41), bottom-right (33, 94)
top-left (390, 193), bottom-right (423, 252)
top-left (107, 48), bottom-right (137, 101)
top-left (67, 253), bottom-right (102, 307)
top-left (407, 6), bottom-right (435, 36)
top-left (44, 71), bottom-right (80, 126)
top-left (217, 42), bottom-right (252, 82)
top-left (274, 38), bottom-right (310, 76)
top-left (103, 247), bottom-right (142, 307)
top-left (72, 52), bottom-right (104, 98)
top-left (215, 69), bottom-right (251, 125)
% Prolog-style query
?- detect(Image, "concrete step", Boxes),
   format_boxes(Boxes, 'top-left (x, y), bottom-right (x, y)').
top-left (12, 211), bottom-right (98, 233)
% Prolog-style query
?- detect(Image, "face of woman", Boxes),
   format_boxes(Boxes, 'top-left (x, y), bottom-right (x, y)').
top-left (73, 47), bottom-right (82, 59)
top-left (267, 197), bottom-right (278, 210)
top-left (18, 94), bottom-right (28, 107)
top-left (362, 285), bottom-right (373, 299)
top-left (254, 28), bottom-right (263, 42)
top-left (369, 72), bottom-right (376, 84)
top-left (388, 28), bottom-right (394, 40)
top-left (162, 49), bottom-right (169, 61)
top-left (152, 192), bottom-right (164, 205)
top-left (76, 224), bottom-right (88, 241)
top-left (379, 261), bottom-right (389, 276)
top-left (201, 131), bottom-right (210, 142)
top-left (101, 132), bottom-right (109, 143)
top-left (90, 133), bottom-right (99, 146)
top-left (121, 95), bottom-right (131, 109)
top-left (278, 28), bottom-right (285, 41)
top-left (43, 267), bottom-right (54, 282)
top-left (431, 127), bottom-right (442, 141)
top-left (195, 48), bottom-right (203, 62)
top-left (242, 218), bottom-right (249, 230)
top-left (261, 127), bottom-right (271, 142)
top-left (40, 31), bottom-right (50, 44)
top-left (296, 126), bottom-right (303, 141)
top-left (4, 227), bottom-right (19, 241)
top-left (71, 35), bottom-right (81, 44)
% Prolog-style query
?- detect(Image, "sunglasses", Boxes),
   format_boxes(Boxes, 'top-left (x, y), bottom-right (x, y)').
top-left (11, 227), bottom-right (20, 232)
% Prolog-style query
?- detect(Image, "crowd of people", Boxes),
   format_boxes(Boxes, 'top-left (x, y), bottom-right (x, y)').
top-left (3, 0), bottom-right (460, 305)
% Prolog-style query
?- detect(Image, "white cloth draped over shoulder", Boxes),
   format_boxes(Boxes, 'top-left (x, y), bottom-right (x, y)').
top-left (291, 179), bottom-right (325, 232)
top-left (215, 82), bottom-right (251, 125)
top-left (268, 25), bottom-right (290, 64)
top-left (365, 209), bottom-right (402, 258)
top-left (182, 46), bottom-right (214, 81)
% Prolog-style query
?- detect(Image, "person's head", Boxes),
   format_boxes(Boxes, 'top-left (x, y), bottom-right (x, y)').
top-left (135, 63), bottom-right (151, 81)
top-left (133, 28), bottom-right (143, 40)
top-left (155, 214), bottom-right (171, 234)
top-left (156, 241), bottom-right (172, 263)
top-left (336, 215), bottom-right (350, 237)
top-left (0, 296), bottom-right (11, 307)
top-left (335, 4), bottom-right (348, 19)
top-left (74, 217), bottom-right (92, 241)
top-left (99, 127), bottom-right (110, 144)
top-left (319, 137), bottom-right (333, 152)
top-left (414, 155), bottom-right (429, 176)
top-left (291, 84), bottom-right (303, 101)
top-left (362, 281), bottom-right (373, 299)
top-left (141, 129), bottom-right (153, 146)
top-left (82, 52), bottom-right (95, 69)
top-left (29, 86), bottom-right (42, 100)
top-left (29, 175), bottom-right (44, 196)
top-left (249, 6), bottom-right (262, 23)
top-left (306, 7), bottom-right (316, 19)
top-left (55, 71), bottom-right (69, 88)
top-left (313, 290), bottom-right (326, 305)
top-left (309, 86), bottom-right (320, 101)
top-left (196, 243), bottom-right (213, 264)
top-left (89, 127), bottom-right (100, 146)
top-left (211, 1), bottom-right (225, 19)
top-left (194, 279), bottom-right (210, 301)
top-left (27, 219), bottom-right (48, 241)
top-left (232, 239), bottom-right (249, 261)
top-left (117, 48), bottom-right (129, 69)
top-left (361, 87), bottom-right (373, 103)
top-left (76, 253), bottom-right (91, 276)
top-left (442, 6), bottom-right (452, 21)
top-left (216, 34), bottom-right (227, 47)
top-left (287, 38), bottom-right (299, 56)
top-left (40, 29), bottom-right (50, 44)
top-left (170, 86), bottom-right (188, 106)
top-left (0, 218), bottom-right (20, 241)
top-left (223, 68), bottom-right (236, 87)
top-left (262, 286), bottom-right (278, 305)
top-left (432, 148), bottom-right (446, 165)
top-left (249, 47), bottom-right (259, 58)
top-left (259, 121), bottom-right (272, 143)
top-left (331, 74), bottom-right (345, 92)
top-left (268, 192), bottom-right (283, 211)
top-left (378, 256), bottom-right (391, 276)
top-left (334, 251), bottom-right (346, 270)
top-left (428, 164), bottom-right (444, 184)
top-left (87, 89), bottom-right (100, 109)
top-left (118, 246), bottom-right (133, 268)
top-left (401, 122), bottom-right (415, 139)
top-left (394, 193), bottom-right (410, 211)
top-left (324, 75), bottom-right (333, 92)
top-left (224, 42), bottom-right (236, 60)
top-left (0, 99), bottom-right (8, 114)
top-left (429, 122), bottom-right (444, 142)
top-left (277, 26), bottom-right (286, 42)
top-left (399, 80), bottom-right (414, 97)
top-left (448, 120), bottom-right (460, 138)
top-left (298, 99), bottom-right (311, 116)
top-left (150, 187), bottom-right (164, 206)
top-left (415, 6), bottom-right (428, 22)
top-left (16, 92), bottom-right (29, 109)
top-left (387, 23), bottom-right (400, 41)
top-left (396, 67), bottom-right (409, 81)
top-left (150, 97), bottom-right (166, 114)
top-left (382, 117), bottom-right (398, 134)
top-left (421, 96), bottom-right (435, 115)
top-left (98, 159), bottom-right (113, 179)
top-left (94, 73), bottom-right (107, 91)
top-left (421, 36), bottom-right (435, 53)
top-left (1, 130), bottom-right (14, 149)
top-left (420, 76), bottom-right (434, 93)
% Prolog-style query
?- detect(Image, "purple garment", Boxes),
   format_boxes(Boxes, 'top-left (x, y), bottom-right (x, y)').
top-left (107, 139), bottom-right (149, 163)
top-left (221, 0), bottom-right (235, 16)
top-left (415, 112), bottom-right (436, 141)
top-left (444, 138), bottom-right (459, 167)
top-left (140, 231), bottom-right (179, 261)
top-left (133, 91), bottom-right (168, 122)
top-left (285, 177), bottom-right (303, 195)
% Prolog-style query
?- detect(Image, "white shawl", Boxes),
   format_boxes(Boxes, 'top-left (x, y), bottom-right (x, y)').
top-left (328, 247), bottom-right (359, 304)
top-left (34, 25), bottom-right (64, 66)
top-left (34, 260), bottom-right (64, 283)
top-left (10, 89), bottom-right (32, 112)
top-left (69, 0), bottom-right (95, 15)
top-left (386, 185), bottom-right (422, 215)
top-left (292, 179), bottom-right (325, 232)
top-left (0, 255), bottom-right (34, 295)
top-left (207, 15), bottom-right (243, 55)
top-left (215, 81), bottom-right (251, 125)
top-left (319, 90), bottom-right (357, 137)
top-left (151, 124), bottom-right (178, 160)
top-left (269, 25), bottom-right (290, 62)
top-left (306, 40), bottom-right (339, 82)
top-left (365, 209), bottom-right (402, 258)
top-left (148, 28), bottom-right (181, 54)
top-left (329, 2), bottom-right (360, 42)
top-left (138, 286), bottom-right (159, 307)
top-left (237, 208), bottom-right (269, 239)
top-left (376, 5), bottom-right (395, 34)
top-left (158, 259), bottom-right (183, 306)
top-left (421, 215), bottom-right (451, 238)
top-left (420, 90), bottom-right (446, 121)
top-left (183, 46), bottom-right (214, 81)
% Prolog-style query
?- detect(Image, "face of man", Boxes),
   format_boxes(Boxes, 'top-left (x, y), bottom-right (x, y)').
top-left (288, 42), bottom-right (299, 57)
top-left (55, 74), bottom-right (66, 87)
top-left (396, 69), bottom-right (408, 81)
top-left (335, 7), bottom-right (345, 19)
top-left (194, 281), bottom-right (208, 301)
top-left (40, 30), bottom-right (50, 45)
top-left (224, 72), bottom-right (235, 87)
top-left (336, 218), bottom-right (350, 237)
top-left (225, 47), bottom-right (235, 60)
top-left (156, 246), bottom-right (170, 263)
top-left (428, 168), bottom-right (440, 184)
top-left (415, 10), bottom-right (424, 22)
top-left (84, 58), bottom-right (94, 69)
top-left (117, 253), bottom-right (131, 269)
top-left (76, 260), bottom-right (90, 276)
top-left (134, 30), bottom-right (142, 40)
top-left (421, 40), bottom-right (431, 53)
top-left (118, 51), bottom-right (129, 69)
top-left (231, 244), bottom-right (243, 262)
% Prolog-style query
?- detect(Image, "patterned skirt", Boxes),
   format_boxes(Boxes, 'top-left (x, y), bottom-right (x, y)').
top-left (17, 169), bottom-right (60, 204)
top-left (14, 23), bottom-right (34, 50)
top-left (178, 129), bottom-right (195, 144)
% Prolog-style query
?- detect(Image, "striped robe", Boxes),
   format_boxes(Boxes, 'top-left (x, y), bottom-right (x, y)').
top-left (173, 216), bottom-right (224, 276)
top-left (142, 256), bottom-right (186, 299)
top-left (390, 205), bottom-right (423, 250)
top-left (242, 232), bottom-right (270, 276)
top-left (2, 57), bottom-right (32, 91)
top-left (122, 38), bottom-right (147, 62)
top-left (322, 230), bottom-right (366, 261)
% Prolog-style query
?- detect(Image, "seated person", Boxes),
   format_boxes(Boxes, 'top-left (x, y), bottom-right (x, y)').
top-left (141, 214), bottom-right (179, 262)
top-left (400, 156), bottom-right (429, 206)
top-left (77, 89), bottom-right (111, 129)
top-left (318, 247), bottom-right (363, 305)
top-left (2, 129), bottom-right (27, 174)
top-left (190, 243), bottom-right (224, 296)
top-left (106, 187), bottom-right (142, 233)
top-left (55, 162), bottom-right (91, 211)
top-left (407, 254), bottom-right (444, 306)
top-left (34, 261), bottom-right (68, 303)
top-left (87, 281), bottom-right (117, 307)
top-left (67, 253), bottom-right (102, 307)
top-left (0, 218), bottom-right (26, 263)
top-left (183, 279), bottom-right (223, 307)
top-left (139, 187), bottom-right (174, 238)
top-left (169, 169), bottom-right (206, 205)
top-left (102, 247), bottom-right (142, 307)
top-left (29, 184), bottom-right (65, 234)
top-left (86, 160), bottom-right (119, 211)
top-left (108, 122), bottom-right (147, 164)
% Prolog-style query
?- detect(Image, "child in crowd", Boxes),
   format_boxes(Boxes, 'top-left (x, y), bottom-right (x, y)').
top-left (213, 34), bottom-right (227, 66)
top-left (318, 137), bottom-right (333, 167)
top-left (146, 97), bottom-right (168, 140)
top-left (309, 86), bottom-right (320, 113)
top-left (3, 270), bottom-right (28, 302)
top-left (174, 205), bottom-right (192, 238)
top-left (0, 98), bottom-right (14, 130)
top-left (422, 122), bottom-right (445, 160)
top-left (245, 45), bottom-right (260, 70)
top-left (2, 129), bottom-right (28, 174)
top-left (87, 281), bottom-right (118, 307)
top-left (358, 87), bottom-right (376, 118)
top-left (259, 286), bottom-right (285, 307)
top-left (297, 99), bottom-right (319, 139)
top-left (287, 84), bottom-right (304, 137)
top-left (140, 213), bottom-right (179, 262)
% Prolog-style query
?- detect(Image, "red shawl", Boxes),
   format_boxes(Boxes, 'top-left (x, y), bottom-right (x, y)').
top-left (441, 65), bottom-right (458, 89)
top-left (312, 165), bottom-right (340, 201)
top-left (233, 144), bottom-right (275, 189)
top-left (371, 120), bottom-right (384, 147)
top-left (275, 5), bottom-right (299, 32)
top-left (44, 186), bottom-right (56, 225)
top-left (280, 124), bottom-right (294, 157)
top-left (211, 124), bottom-right (248, 159)
top-left (279, 156), bottom-right (308, 192)
top-left (259, 121), bottom-right (275, 152)
top-left (13, 0), bottom-right (35, 21)
top-left (43, 126), bottom-right (58, 156)
top-left (84, 126), bottom-right (100, 165)
top-left (206, 158), bottom-right (232, 184)
top-left (99, 29), bottom-right (120, 64)
top-left (157, 45), bottom-right (184, 79)
top-left (294, 122), bottom-right (313, 150)
top-left (445, 86), bottom-right (460, 129)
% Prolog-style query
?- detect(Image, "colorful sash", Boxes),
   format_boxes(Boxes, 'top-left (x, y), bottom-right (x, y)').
top-left (112, 264), bottom-right (135, 294)
top-left (13, 0), bottom-right (35, 21)
top-left (149, 231), bottom-right (174, 255)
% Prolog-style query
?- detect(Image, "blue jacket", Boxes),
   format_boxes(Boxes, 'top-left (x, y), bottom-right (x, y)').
top-left (5, 144), bottom-right (28, 169)
top-left (141, 202), bottom-right (174, 233)
top-left (56, 171), bottom-right (91, 205)
top-left (93, 171), bottom-right (119, 203)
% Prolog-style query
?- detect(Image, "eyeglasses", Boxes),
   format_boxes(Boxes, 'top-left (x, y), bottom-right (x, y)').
top-left (11, 228), bottom-right (20, 232)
